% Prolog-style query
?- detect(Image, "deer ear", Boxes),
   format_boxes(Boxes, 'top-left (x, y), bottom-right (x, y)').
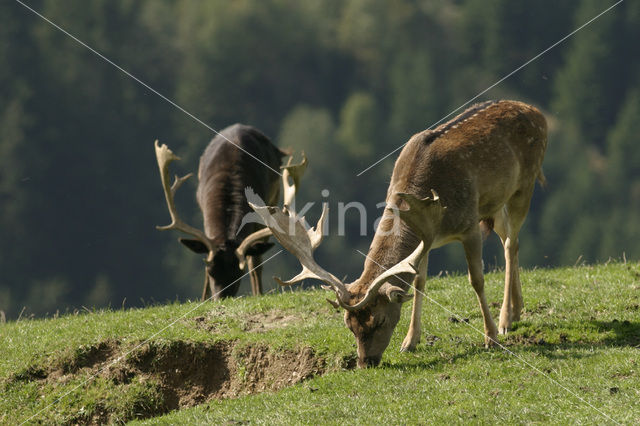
top-left (243, 241), bottom-right (275, 257)
top-left (380, 284), bottom-right (413, 304)
top-left (179, 238), bottom-right (210, 254)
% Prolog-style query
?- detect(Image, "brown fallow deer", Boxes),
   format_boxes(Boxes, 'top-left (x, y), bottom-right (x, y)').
top-left (155, 124), bottom-right (306, 300)
top-left (250, 101), bottom-right (547, 368)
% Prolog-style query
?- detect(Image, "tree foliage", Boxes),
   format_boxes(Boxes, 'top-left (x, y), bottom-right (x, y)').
top-left (0, 0), bottom-right (637, 317)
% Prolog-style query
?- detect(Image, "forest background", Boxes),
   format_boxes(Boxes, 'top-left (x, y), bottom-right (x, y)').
top-left (1, 0), bottom-right (639, 318)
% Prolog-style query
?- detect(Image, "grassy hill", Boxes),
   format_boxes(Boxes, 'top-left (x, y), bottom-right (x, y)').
top-left (1, 262), bottom-right (639, 424)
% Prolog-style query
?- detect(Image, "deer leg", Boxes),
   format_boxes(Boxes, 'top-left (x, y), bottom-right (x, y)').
top-left (508, 239), bottom-right (523, 322)
top-left (505, 200), bottom-right (531, 325)
top-left (401, 256), bottom-right (428, 352)
top-left (493, 208), bottom-right (513, 333)
top-left (462, 232), bottom-right (498, 347)
top-left (247, 255), bottom-right (263, 296)
top-left (498, 234), bottom-right (521, 334)
top-left (495, 191), bottom-right (532, 333)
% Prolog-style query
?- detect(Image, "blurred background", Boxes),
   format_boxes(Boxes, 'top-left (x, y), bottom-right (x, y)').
top-left (1, 0), bottom-right (639, 319)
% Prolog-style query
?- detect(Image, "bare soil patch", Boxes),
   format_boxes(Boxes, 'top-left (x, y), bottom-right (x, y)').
top-left (11, 338), bottom-right (329, 424)
top-left (238, 312), bottom-right (303, 333)
top-left (191, 309), bottom-right (307, 333)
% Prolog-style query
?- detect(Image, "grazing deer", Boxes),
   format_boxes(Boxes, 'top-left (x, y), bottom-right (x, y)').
top-left (251, 101), bottom-right (547, 367)
top-left (155, 124), bottom-right (306, 300)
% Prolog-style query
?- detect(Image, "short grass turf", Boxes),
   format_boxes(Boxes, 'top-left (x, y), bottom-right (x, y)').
top-left (1, 262), bottom-right (639, 424)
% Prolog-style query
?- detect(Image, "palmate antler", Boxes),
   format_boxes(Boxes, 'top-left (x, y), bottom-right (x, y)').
top-left (248, 202), bottom-right (351, 300)
top-left (234, 152), bottom-right (307, 264)
top-left (249, 201), bottom-right (426, 311)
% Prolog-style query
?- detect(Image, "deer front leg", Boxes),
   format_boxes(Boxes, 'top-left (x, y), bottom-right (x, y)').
top-left (462, 232), bottom-right (498, 347)
top-left (247, 255), bottom-right (263, 296)
top-left (401, 256), bottom-right (428, 352)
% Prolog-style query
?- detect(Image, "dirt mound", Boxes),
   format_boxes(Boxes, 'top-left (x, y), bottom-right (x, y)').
top-left (230, 344), bottom-right (324, 394)
top-left (12, 339), bottom-right (328, 424)
top-left (123, 340), bottom-right (233, 410)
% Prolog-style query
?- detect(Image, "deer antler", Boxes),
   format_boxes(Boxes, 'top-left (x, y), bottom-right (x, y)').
top-left (248, 202), bottom-right (352, 304)
top-left (155, 141), bottom-right (216, 261)
top-left (235, 227), bottom-right (272, 268)
top-left (235, 153), bottom-right (308, 267)
top-left (281, 152), bottom-right (307, 208)
top-left (346, 241), bottom-right (425, 310)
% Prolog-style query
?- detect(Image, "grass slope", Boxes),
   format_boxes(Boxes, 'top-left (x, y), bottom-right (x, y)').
top-left (1, 262), bottom-right (639, 424)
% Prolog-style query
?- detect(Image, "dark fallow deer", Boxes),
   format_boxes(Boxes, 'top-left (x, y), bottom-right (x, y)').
top-left (155, 124), bottom-right (306, 300)
top-left (250, 101), bottom-right (547, 368)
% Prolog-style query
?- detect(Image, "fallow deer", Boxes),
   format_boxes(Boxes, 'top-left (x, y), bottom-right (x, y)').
top-left (250, 101), bottom-right (547, 367)
top-left (155, 124), bottom-right (306, 300)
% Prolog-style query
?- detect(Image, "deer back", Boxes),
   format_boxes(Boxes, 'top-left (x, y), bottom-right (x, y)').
top-left (197, 124), bottom-right (285, 245)
top-left (406, 101), bottom-right (544, 229)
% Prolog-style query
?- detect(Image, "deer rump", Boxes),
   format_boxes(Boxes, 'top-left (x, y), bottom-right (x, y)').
top-left (180, 124), bottom-right (286, 299)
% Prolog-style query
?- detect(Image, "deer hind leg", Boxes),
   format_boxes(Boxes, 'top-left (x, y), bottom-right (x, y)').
top-left (401, 255), bottom-right (428, 352)
top-left (494, 188), bottom-right (533, 334)
top-left (462, 231), bottom-right (498, 347)
top-left (247, 255), bottom-right (263, 296)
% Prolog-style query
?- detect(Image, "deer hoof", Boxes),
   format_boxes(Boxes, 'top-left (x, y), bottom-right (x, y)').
top-left (400, 338), bottom-right (419, 352)
top-left (498, 314), bottom-right (512, 334)
top-left (484, 327), bottom-right (498, 348)
top-left (484, 336), bottom-right (497, 348)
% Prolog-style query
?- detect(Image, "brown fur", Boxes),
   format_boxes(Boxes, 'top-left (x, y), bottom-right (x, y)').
top-left (344, 100), bottom-right (548, 367)
top-left (357, 100), bottom-right (546, 288)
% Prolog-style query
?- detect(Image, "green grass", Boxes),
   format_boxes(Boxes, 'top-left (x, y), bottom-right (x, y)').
top-left (2, 262), bottom-right (639, 424)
